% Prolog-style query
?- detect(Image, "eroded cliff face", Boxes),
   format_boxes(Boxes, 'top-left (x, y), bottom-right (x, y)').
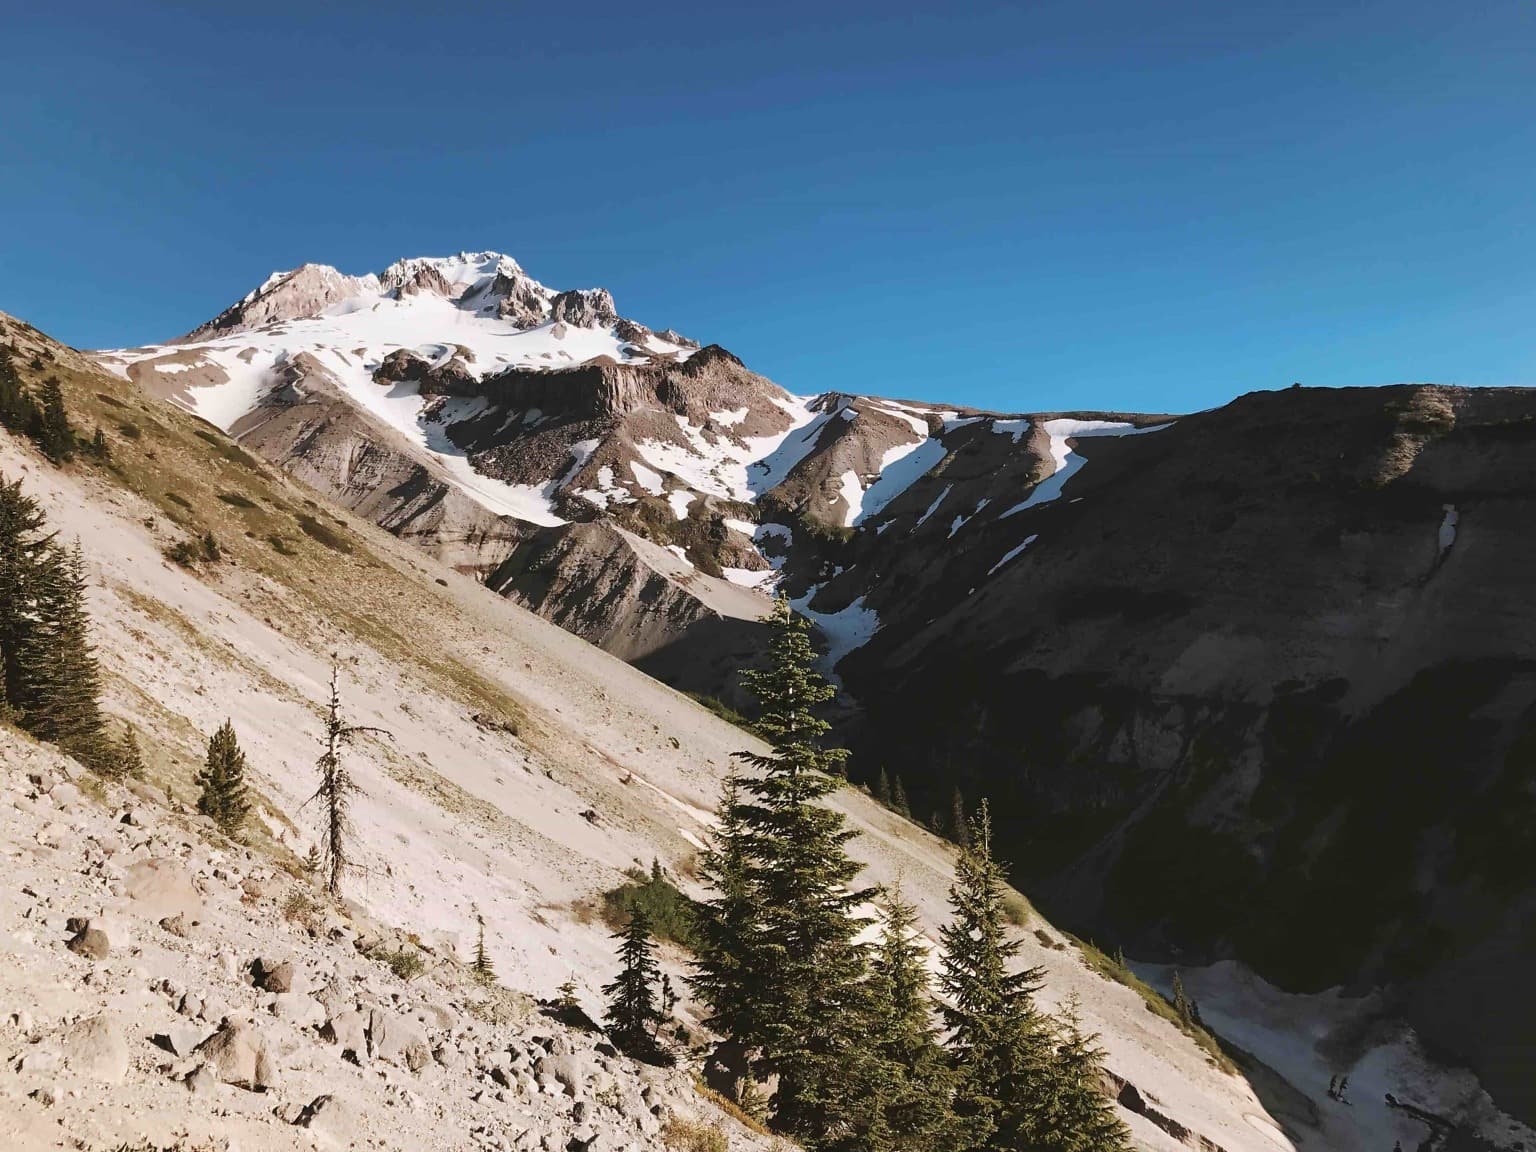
top-left (836, 384), bottom-right (1536, 1123)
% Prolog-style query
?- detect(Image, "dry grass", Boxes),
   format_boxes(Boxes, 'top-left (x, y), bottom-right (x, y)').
top-left (661, 1117), bottom-right (729, 1152)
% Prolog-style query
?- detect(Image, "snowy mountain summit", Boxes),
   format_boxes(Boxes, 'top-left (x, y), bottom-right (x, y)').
top-left (94, 248), bottom-right (1174, 693)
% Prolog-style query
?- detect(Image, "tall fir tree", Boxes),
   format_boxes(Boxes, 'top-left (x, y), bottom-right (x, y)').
top-left (197, 719), bottom-right (251, 834)
top-left (472, 909), bottom-right (496, 985)
top-left (306, 660), bottom-right (385, 896)
top-left (21, 542), bottom-right (105, 765)
top-left (1171, 970), bottom-right (1194, 1029)
top-left (691, 597), bottom-right (875, 1148)
top-left (0, 346), bottom-right (40, 435)
top-left (939, 800), bottom-right (1054, 1152)
top-left (34, 376), bottom-right (74, 463)
top-left (603, 905), bottom-right (666, 1060)
top-left (0, 477), bottom-right (51, 711)
top-left (950, 786), bottom-right (971, 848)
top-left (874, 765), bottom-right (893, 806)
top-left (105, 720), bottom-right (145, 780)
top-left (864, 885), bottom-right (961, 1152)
top-left (1034, 997), bottom-right (1131, 1152)
top-left (691, 773), bottom-right (771, 1077)
top-left (891, 774), bottom-right (911, 819)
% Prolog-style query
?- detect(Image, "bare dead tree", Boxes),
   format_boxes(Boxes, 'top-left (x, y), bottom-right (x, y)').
top-left (304, 657), bottom-right (389, 897)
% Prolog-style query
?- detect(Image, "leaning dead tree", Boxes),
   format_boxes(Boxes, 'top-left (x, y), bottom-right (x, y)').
top-left (305, 657), bottom-right (389, 897)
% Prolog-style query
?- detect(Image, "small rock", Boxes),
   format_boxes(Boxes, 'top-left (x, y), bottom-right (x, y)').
top-left (28, 1087), bottom-right (55, 1107)
top-left (251, 957), bottom-right (294, 993)
top-left (67, 925), bottom-right (110, 960)
top-left (295, 1093), bottom-right (354, 1146)
top-left (159, 912), bottom-right (189, 937)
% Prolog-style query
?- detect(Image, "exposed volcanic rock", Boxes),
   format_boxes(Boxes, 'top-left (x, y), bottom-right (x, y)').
top-left (380, 261), bottom-right (454, 298)
top-left (180, 263), bottom-right (374, 342)
top-left (549, 288), bottom-right (618, 328)
top-left (488, 269), bottom-right (553, 325)
top-left (373, 348), bottom-right (479, 396)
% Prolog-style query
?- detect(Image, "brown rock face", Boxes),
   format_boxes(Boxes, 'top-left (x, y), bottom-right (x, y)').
top-left (548, 288), bottom-right (617, 328)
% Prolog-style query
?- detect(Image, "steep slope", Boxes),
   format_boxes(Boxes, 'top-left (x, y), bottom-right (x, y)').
top-left (839, 383), bottom-right (1536, 1126)
top-left (0, 309), bottom-right (1344, 1152)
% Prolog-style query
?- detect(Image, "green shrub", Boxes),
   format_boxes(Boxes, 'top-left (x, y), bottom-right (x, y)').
top-left (377, 946), bottom-right (425, 982)
top-left (117, 420), bottom-right (142, 440)
top-left (683, 692), bottom-right (757, 736)
top-left (602, 862), bottom-right (698, 948)
top-left (661, 1118), bottom-right (728, 1152)
top-left (267, 535), bottom-right (297, 556)
top-left (164, 491), bottom-right (192, 509)
top-left (217, 491), bottom-right (258, 509)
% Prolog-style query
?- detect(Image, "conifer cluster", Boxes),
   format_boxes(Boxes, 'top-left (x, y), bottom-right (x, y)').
top-left (0, 345), bottom-right (79, 463)
top-left (0, 475), bottom-right (107, 767)
top-left (684, 597), bottom-right (1129, 1152)
top-left (197, 719), bottom-right (251, 834)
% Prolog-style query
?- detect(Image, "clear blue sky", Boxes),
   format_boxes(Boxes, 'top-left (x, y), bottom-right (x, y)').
top-left (3, 1), bottom-right (1534, 414)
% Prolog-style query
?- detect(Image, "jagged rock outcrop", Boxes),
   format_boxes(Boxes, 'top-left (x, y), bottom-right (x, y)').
top-left (549, 287), bottom-right (618, 328)
top-left (181, 263), bottom-right (375, 342)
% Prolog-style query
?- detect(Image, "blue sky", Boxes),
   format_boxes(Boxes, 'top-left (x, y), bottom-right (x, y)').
top-left (2, 1), bottom-right (1534, 414)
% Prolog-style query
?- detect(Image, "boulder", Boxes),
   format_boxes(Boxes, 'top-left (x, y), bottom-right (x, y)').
top-left (121, 857), bottom-right (203, 922)
top-left (194, 1018), bottom-right (279, 1091)
top-left (295, 1094), bottom-right (355, 1146)
top-left (367, 1007), bottom-right (430, 1072)
top-left (62, 1015), bottom-right (129, 1084)
top-left (320, 1008), bottom-right (370, 1063)
top-left (251, 957), bottom-right (294, 993)
top-left (66, 924), bottom-right (110, 960)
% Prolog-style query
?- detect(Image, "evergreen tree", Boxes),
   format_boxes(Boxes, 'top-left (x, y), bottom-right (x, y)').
top-left (865, 886), bottom-right (961, 1151)
top-left (472, 909), bottom-right (496, 984)
top-left (939, 800), bottom-right (1053, 1151)
top-left (104, 721), bottom-right (145, 780)
top-left (90, 427), bottom-right (109, 460)
top-left (891, 774), bottom-right (911, 819)
top-left (603, 905), bottom-right (665, 1059)
top-left (874, 766), bottom-right (893, 806)
top-left (0, 346), bottom-right (40, 435)
top-left (1171, 970), bottom-right (1193, 1029)
top-left (306, 660), bottom-right (385, 896)
top-left (34, 376), bottom-right (74, 463)
top-left (303, 844), bottom-right (322, 877)
top-left (1038, 997), bottom-right (1131, 1152)
top-left (21, 543), bottom-right (105, 765)
top-left (691, 597), bottom-right (875, 1147)
top-left (950, 786), bottom-right (971, 848)
top-left (197, 719), bottom-right (250, 834)
top-left (0, 477), bottom-right (51, 711)
top-left (691, 773), bottom-right (771, 1077)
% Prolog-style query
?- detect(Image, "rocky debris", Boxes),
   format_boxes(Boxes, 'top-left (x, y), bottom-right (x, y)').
top-left (158, 911), bottom-right (189, 937)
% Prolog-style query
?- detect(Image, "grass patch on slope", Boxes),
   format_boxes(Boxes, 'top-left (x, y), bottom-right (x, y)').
top-left (1068, 934), bottom-right (1237, 1074)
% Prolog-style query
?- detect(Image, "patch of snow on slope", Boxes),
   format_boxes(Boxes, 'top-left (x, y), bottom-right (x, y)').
top-left (838, 470), bottom-right (866, 527)
top-left (630, 460), bottom-right (664, 496)
top-left (1001, 418), bottom-right (1172, 519)
top-left (874, 403), bottom-right (930, 437)
top-left (1138, 961), bottom-right (1536, 1152)
top-left (792, 586), bottom-right (880, 672)
top-left (949, 498), bottom-right (990, 538)
top-left (854, 437), bottom-right (947, 526)
top-left (724, 518), bottom-right (757, 537)
top-left (722, 567), bottom-right (778, 590)
top-left (711, 406), bottom-right (749, 427)
top-left (991, 417), bottom-right (1032, 443)
top-left (915, 484), bottom-right (952, 528)
top-left (667, 490), bottom-right (696, 520)
top-left (1438, 504), bottom-right (1458, 557)
top-left (987, 534), bottom-right (1039, 575)
top-left (634, 399), bottom-right (823, 504)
